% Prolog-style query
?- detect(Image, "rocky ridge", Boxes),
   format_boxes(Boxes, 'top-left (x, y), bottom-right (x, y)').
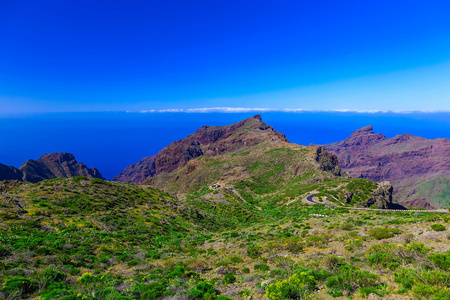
top-left (0, 152), bottom-right (103, 183)
top-left (114, 115), bottom-right (289, 183)
top-left (321, 125), bottom-right (450, 208)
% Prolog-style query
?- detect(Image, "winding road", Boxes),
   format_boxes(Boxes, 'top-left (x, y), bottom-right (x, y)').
top-left (305, 193), bottom-right (448, 214)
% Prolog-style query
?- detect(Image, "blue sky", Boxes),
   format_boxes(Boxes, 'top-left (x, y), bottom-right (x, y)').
top-left (1, 0), bottom-right (449, 115)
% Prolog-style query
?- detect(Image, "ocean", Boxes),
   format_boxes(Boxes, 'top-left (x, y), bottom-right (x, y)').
top-left (2, 111), bottom-right (450, 179)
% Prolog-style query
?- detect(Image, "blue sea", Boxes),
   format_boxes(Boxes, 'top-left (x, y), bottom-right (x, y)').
top-left (2, 112), bottom-right (450, 179)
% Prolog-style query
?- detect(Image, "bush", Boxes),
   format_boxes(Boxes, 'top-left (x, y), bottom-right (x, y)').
top-left (265, 272), bottom-right (318, 300)
top-left (254, 263), bottom-right (270, 272)
top-left (242, 267), bottom-right (250, 274)
top-left (247, 245), bottom-right (263, 259)
top-left (223, 273), bottom-right (236, 284)
top-left (127, 259), bottom-right (140, 267)
top-left (431, 224), bottom-right (446, 231)
top-left (285, 242), bottom-right (303, 254)
top-left (139, 282), bottom-right (166, 299)
top-left (0, 246), bottom-right (11, 258)
top-left (368, 227), bottom-right (402, 240)
top-left (340, 222), bottom-right (353, 231)
top-left (428, 251), bottom-right (450, 270)
top-left (1, 277), bottom-right (38, 298)
top-left (228, 254), bottom-right (243, 263)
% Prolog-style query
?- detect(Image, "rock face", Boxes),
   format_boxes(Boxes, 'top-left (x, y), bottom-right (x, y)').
top-left (114, 115), bottom-right (290, 183)
top-left (314, 146), bottom-right (344, 177)
top-left (0, 153), bottom-right (103, 183)
top-left (321, 126), bottom-right (450, 208)
top-left (356, 181), bottom-right (404, 209)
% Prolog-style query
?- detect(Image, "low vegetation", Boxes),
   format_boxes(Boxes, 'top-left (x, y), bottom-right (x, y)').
top-left (1, 177), bottom-right (449, 299)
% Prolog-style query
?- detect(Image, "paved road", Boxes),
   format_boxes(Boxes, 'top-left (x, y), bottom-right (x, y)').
top-left (306, 194), bottom-right (336, 208)
top-left (305, 193), bottom-right (448, 214)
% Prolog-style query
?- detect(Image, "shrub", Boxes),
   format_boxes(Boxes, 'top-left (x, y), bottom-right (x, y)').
top-left (139, 282), bottom-right (166, 299)
top-left (242, 267), bottom-right (250, 274)
top-left (223, 273), bottom-right (236, 284)
top-left (340, 222), bottom-right (353, 231)
top-left (285, 242), bottom-right (303, 254)
top-left (265, 271), bottom-right (318, 299)
top-left (428, 251), bottom-right (450, 270)
top-left (189, 281), bottom-right (217, 299)
top-left (431, 224), bottom-right (446, 231)
top-left (254, 263), bottom-right (270, 272)
top-left (0, 246), bottom-right (11, 258)
top-left (394, 268), bottom-right (416, 290)
top-left (145, 250), bottom-right (161, 259)
top-left (1, 277), bottom-right (38, 298)
top-left (247, 245), bottom-right (263, 259)
top-left (228, 254), bottom-right (243, 264)
top-left (368, 227), bottom-right (402, 240)
top-left (306, 234), bottom-right (330, 247)
top-left (127, 259), bottom-right (140, 267)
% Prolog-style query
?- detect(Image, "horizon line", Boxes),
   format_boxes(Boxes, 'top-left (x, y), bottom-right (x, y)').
top-left (132, 107), bottom-right (450, 114)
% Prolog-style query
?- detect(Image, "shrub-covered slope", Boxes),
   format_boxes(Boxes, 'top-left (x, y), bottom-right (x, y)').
top-left (1, 177), bottom-right (449, 299)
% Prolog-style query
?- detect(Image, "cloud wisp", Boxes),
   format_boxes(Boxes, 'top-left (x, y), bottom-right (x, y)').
top-left (134, 107), bottom-right (450, 114)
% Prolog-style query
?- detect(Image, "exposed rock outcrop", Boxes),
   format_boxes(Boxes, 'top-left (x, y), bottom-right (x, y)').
top-left (321, 126), bottom-right (450, 208)
top-left (314, 146), bottom-right (345, 177)
top-left (356, 181), bottom-right (404, 209)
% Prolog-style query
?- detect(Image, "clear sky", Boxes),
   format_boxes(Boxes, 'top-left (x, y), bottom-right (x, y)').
top-left (1, 0), bottom-right (449, 115)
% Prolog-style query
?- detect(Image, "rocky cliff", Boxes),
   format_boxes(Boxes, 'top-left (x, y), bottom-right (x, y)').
top-left (114, 115), bottom-right (289, 183)
top-left (0, 153), bottom-right (103, 183)
top-left (355, 181), bottom-right (404, 209)
top-left (321, 126), bottom-right (450, 208)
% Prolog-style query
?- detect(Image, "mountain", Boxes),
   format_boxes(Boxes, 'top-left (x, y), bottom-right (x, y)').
top-left (321, 125), bottom-right (450, 208)
top-left (115, 115), bottom-right (404, 211)
top-left (0, 152), bottom-right (103, 183)
top-left (0, 163), bottom-right (23, 181)
top-left (114, 114), bottom-right (290, 183)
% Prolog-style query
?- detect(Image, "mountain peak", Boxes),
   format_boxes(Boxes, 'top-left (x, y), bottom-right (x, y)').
top-left (114, 115), bottom-right (288, 183)
top-left (252, 114), bottom-right (262, 121)
top-left (38, 152), bottom-right (76, 164)
top-left (350, 125), bottom-right (374, 137)
top-left (19, 152), bottom-right (103, 183)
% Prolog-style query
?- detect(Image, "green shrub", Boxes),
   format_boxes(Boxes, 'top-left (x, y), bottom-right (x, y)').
top-left (139, 282), bottom-right (166, 299)
top-left (394, 268), bottom-right (416, 290)
top-left (428, 251), bottom-right (450, 270)
top-left (228, 254), bottom-right (243, 264)
top-left (285, 242), bottom-right (303, 254)
top-left (265, 271), bottom-right (318, 299)
top-left (242, 267), bottom-right (250, 274)
top-left (368, 227), bottom-right (402, 240)
top-left (127, 259), bottom-right (140, 267)
top-left (431, 224), bottom-right (446, 231)
top-left (340, 222), bottom-right (353, 231)
top-left (1, 277), bottom-right (38, 298)
top-left (0, 246), bottom-right (11, 258)
top-left (247, 245), bottom-right (263, 259)
top-left (223, 273), bottom-right (236, 284)
top-left (145, 250), bottom-right (161, 259)
top-left (254, 263), bottom-right (270, 272)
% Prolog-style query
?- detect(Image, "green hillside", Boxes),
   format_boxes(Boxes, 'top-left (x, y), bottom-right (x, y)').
top-left (1, 175), bottom-right (449, 299)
